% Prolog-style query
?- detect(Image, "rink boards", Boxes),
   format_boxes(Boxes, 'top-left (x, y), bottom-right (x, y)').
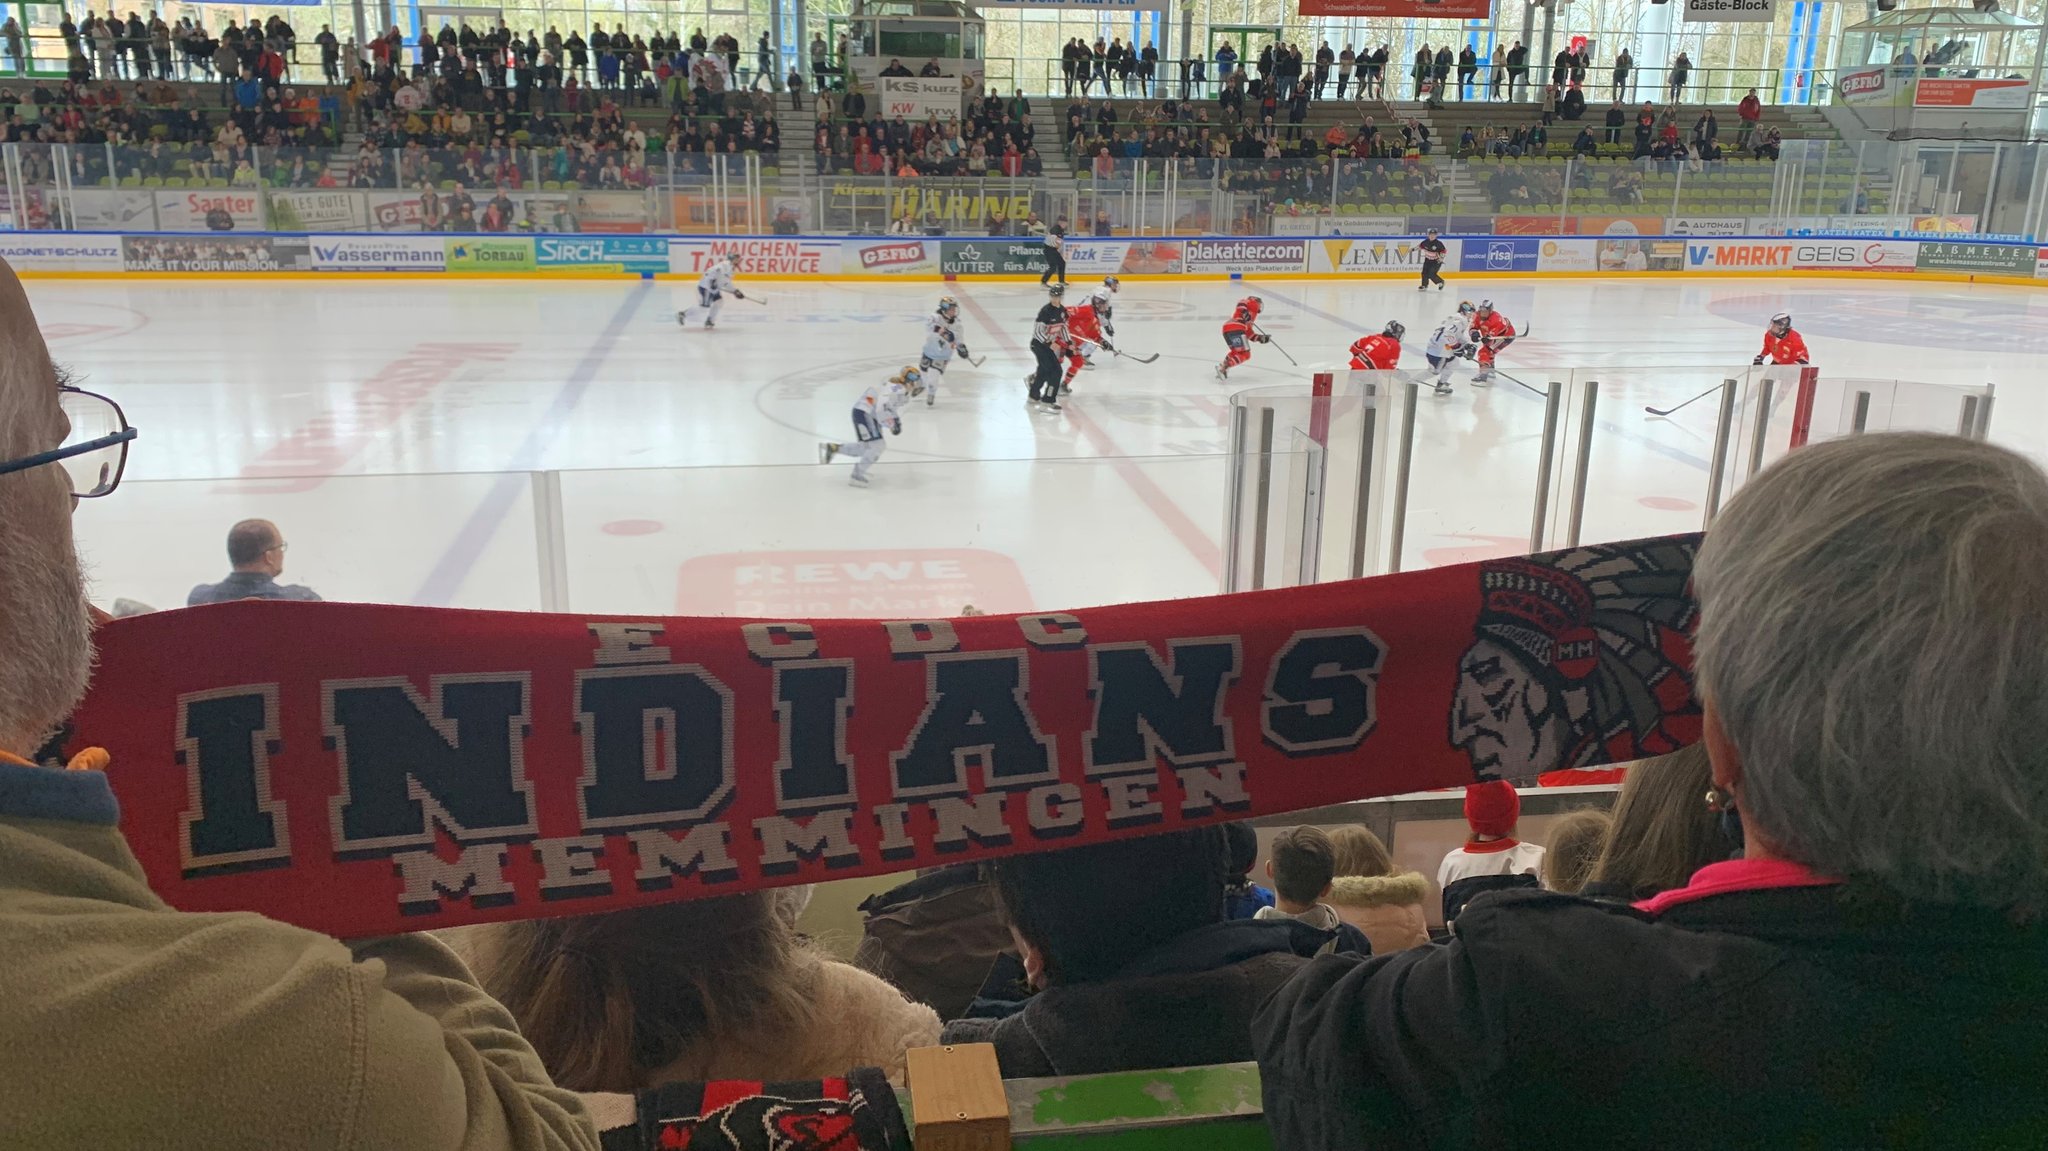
top-left (0, 230), bottom-right (2043, 286)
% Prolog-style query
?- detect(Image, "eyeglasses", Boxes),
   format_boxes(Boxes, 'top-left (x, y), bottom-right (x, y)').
top-left (0, 385), bottom-right (137, 499)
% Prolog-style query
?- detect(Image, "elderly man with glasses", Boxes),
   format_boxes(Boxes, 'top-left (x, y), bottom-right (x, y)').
top-left (0, 263), bottom-right (598, 1149)
top-left (187, 518), bottom-right (322, 606)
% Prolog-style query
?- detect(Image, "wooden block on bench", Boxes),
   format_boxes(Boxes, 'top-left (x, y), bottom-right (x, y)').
top-left (906, 1043), bottom-right (1011, 1151)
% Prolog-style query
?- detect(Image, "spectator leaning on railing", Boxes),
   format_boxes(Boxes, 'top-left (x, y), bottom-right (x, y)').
top-left (0, 260), bottom-right (599, 1149)
top-left (1257, 432), bottom-right (2048, 1148)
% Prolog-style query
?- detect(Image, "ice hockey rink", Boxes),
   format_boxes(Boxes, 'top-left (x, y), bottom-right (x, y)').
top-left (39, 274), bottom-right (2048, 619)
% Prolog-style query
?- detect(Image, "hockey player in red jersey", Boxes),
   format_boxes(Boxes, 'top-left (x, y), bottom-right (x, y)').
top-left (1754, 311), bottom-right (1810, 366)
top-left (1059, 297), bottom-right (1110, 392)
top-left (1349, 321), bottom-right (1406, 370)
top-left (1468, 299), bottom-right (1516, 383)
top-left (1216, 295), bottom-right (1268, 379)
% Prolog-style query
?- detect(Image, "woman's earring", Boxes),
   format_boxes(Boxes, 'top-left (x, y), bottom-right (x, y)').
top-left (1704, 786), bottom-right (1736, 813)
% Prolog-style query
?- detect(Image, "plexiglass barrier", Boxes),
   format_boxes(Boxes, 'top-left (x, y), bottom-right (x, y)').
top-left (71, 453), bottom-right (1248, 619)
top-left (1226, 365), bottom-right (1997, 590)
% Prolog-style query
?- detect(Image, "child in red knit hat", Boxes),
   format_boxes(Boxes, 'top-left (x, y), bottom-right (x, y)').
top-left (1437, 781), bottom-right (1547, 891)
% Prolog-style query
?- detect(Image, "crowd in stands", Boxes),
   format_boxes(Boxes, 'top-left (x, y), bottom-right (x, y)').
top-left (812, 86), bottom-right (1042, 180)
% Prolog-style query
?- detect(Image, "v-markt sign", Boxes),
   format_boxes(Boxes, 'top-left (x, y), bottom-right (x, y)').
top-left (1683, 0), bottom-right (1773, 22)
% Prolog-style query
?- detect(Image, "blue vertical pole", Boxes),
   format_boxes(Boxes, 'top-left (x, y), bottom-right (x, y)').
top-left (1777, 1), bottom-right (1804, 104)
top-left (1795, 1), bottom-right (1821, 105)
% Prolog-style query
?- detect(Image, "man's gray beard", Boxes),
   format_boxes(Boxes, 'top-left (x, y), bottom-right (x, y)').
top-left (0, 493), bottom-right (93, 756)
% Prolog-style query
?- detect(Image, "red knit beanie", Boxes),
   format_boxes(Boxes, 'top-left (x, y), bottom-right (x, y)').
top-left (1464, 780), bottom-right (1521, 839)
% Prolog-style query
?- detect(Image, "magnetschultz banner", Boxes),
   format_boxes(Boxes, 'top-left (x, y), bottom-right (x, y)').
top-left (71, 534), bottom-right (1702, 938)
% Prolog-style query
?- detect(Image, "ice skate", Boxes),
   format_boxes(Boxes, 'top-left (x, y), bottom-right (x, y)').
top-left (818, 442), bottom-right (839, 463)
top-left (848, 473), bottom-right (870, 487)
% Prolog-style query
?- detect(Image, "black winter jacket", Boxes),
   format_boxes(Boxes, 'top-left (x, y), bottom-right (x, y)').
top-left (943, 918), bottom-right (1336, 1078)
top-left (1255, 883), bottom-right (2048, 1149)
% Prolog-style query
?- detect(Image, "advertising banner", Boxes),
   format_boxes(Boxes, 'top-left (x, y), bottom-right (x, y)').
top-left (1682, 0), bottom-right (1773, 22)
top-left (309, 235), bottom-right (448, 272)
top-left (536, 235), bottom-right (671, 274)
top-left (153, 188), bottom-right (265, 231)
top-left (1915, 241), bottom-right (2036, 276)
top-left (1308, 236), bottom-right (1455, 273)
top-left (444, 237), bottom-right (537, 273)
top-left (1666, 216), bottom-right (1749, 236)
top-left (1574, 215), bottom-right (1667, 236)
top-left (1909, 214), bottom-right (1981, 235)
top-left (1536, 238), bottom-right (1599, 272)
top-left (879, 76), bottom-right (964, 121)
top-left (122, 235), bottom-right (311, 271)
top-left (669, 237), bottom-right (842, 276)
top-left (940, 239), bottom-right (1053, 276)
top-left (0, 233), bottom-right (126, 271)
top-left (1490, 215), bottom-right (1567, 235)
top-left (1183, 237), bottom-right (1307, 274)
top-left (1060, 239), bottom-right (1187, 275)
top-left (1270, 216), bottom-right (1409, 237)
top-left (70, 534), bottom-right (1704, 939)
top-left (2038, 247), bottom-right (2048, 281)
top-left (1460, 236), bottom-right (1542, 272)
top-left (268, 190), bottom-right (370, 232)
top-left (368, 190), bottom-right (427, 231)
top-left (1788, 239), bottom-right (1918, 272)
top-left (1298, 0), bottom-right (1488, 18)
top-left (1912, 78), bottom-right (2029, 110)
top-left (66, 188), bottom-right (156, 231)
top-left (1834, 66), bottom-right (1905, 107)
top-left (568, 190), bottom-right (653, 234)
top-left (1684, 240), bottom-right (1794, 269)
top-left (844, 238), bottom-right (937, 275)
top-left (1597, 239), bottom-right (1685, 272)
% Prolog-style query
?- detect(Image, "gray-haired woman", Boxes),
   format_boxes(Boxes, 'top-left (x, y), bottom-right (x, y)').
top-left (1256, 432), bottom-right (2048, 1148)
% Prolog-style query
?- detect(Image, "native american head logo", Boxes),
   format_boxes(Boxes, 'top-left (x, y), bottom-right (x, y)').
top-left (1449, 538), bottom-right (1701, 786)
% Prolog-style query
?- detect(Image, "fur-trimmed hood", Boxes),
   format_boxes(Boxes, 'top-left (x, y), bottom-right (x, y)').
top-left (1329, 872), bottom-right (1430, 910)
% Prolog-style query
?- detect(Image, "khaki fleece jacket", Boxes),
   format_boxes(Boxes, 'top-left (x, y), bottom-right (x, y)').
top-left (0, 754), bottom-right (598, 1151)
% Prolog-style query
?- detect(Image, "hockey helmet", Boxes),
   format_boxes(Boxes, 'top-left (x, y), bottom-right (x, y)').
top-left (897, 366), bottom-right (925, 395)
top-left (1383, 320), bottom-right (1406, 341)
top-left (1456, 300), bottom-right (1476, 316)
top-left (1102, 275), bottom-right (1121, 291)
top-left (1048, 283), bottom-right (1066, 297)
top-left (937, 295), bottom-right (959, 318)
top-left (726, 252), bottom-right (742, 265)
top-left (1425, 227), bottom-right (1439, 237)
top-left (1770, 311), bottom-right (1792, 332)
top-left (1475, 298), bottom-right (1495, 314)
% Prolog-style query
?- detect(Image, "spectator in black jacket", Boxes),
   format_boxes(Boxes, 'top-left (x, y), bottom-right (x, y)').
top-left (942, 826), bottom-right (1341, 1078)
top-left (1256, 432), bottom-right (2048, 1150)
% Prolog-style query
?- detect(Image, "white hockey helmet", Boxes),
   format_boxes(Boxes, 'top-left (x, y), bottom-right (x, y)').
top-left (1383, 320), bottom-right (1406, 341)
top-left (1770, 310), bottom-right (1792, 332)
top-left (1475, 298), bottom-right (1495, 314)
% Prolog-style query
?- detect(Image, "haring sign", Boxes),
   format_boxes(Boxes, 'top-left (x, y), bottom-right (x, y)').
top-left (71, 535), bottom-right (1702, 939)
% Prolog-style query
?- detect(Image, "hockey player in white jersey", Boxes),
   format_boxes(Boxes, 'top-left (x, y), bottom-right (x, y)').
top-left (818, 367), bottom-right (922, 486)
top-left (918, 297), bottom-right (973, 406)
top-left (677, 253), bottom-right (745, 328)
top-left (1423, 301), bottom-right (1477, 396)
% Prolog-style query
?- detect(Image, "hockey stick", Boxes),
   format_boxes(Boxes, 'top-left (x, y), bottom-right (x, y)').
top-left (1253, 325), bottom-right (1299, 366)
top-left (739, 294), bottom-right (769, 305)
top-left (1644, 384), bottom-right (1724, 417)
top-left (1112, 347), bottom-right (1160, 364)
top-left (965, 354), bottom-right (987, 368)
